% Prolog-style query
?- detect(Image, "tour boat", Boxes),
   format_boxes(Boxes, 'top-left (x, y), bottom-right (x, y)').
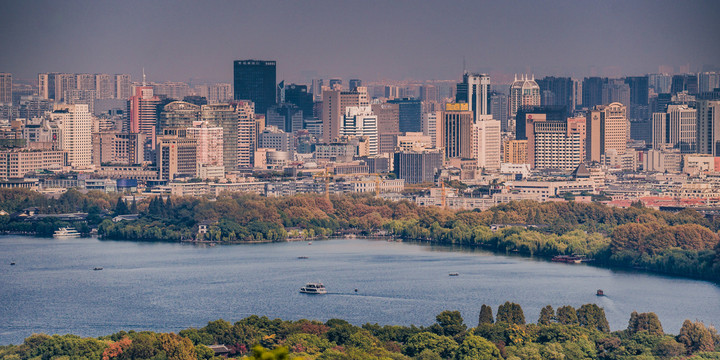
top-left (297, 256), bottom-right (309, 259)
top-left (596, 289), bottom-right (604, 296)
top-left (449, 273), bottom-right (460, 276)
top-left (10, 262), bottom-right (15, 265)
top-left (299, 282), bottom-right (327, 294)
top-left (93, 267), bottom-right (103, 271)
top-left (53, 227), bottom-right (81, 239)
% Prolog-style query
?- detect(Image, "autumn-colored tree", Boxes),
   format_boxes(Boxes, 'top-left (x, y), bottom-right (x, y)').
top-left (677, 320), bottom-right (715, 353)
top-left (627, 311), bottom-right (664, 336)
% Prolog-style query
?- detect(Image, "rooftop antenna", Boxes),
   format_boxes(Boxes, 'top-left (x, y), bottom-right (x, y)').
top-left (142, 67), bottom-right (147, 86)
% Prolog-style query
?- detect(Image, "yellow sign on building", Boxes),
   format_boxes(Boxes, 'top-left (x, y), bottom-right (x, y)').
top-left (445, 102), bottom-right (469, 111)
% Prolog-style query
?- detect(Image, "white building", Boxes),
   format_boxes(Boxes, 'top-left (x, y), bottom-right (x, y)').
top-left (339, 106), bottom-right (378, 155)
top-left (509, 74), bottom-right (540, 119)
top-left (652, 104), bottom-right (697, 153)
top-left (473, 116), bottom-right (501, 171)
top-left (186, 120), bottom-right (224, 171)
top-left (422, 111), bottom-right (443, 150)
top-left (50, 104), bottom-right (92, 168)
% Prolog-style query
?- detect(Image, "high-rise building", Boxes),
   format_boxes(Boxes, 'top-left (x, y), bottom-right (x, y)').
top-left (76, 74), bottom-right (96, 91)
top-left (527, 115), bottom-right (586, 170)
top-left (671, 74), bottom-right (699, 95)
top-left (233, 60), bottom-right (277, 114)
top-left (208, 83), bottom-right (233, 103)
top-left (422, 111), bottom-right (443, 150)
top-left (266, 103), bottom-right (303, 133)
top-left (258, 126), bottom-right (294, 153)
top-left (472, 116), bottom-right (501, 171)
top-left (321, 86), bottom-right (368, 142)
top-left (456, 73), bottom-right (490, 121)
top-left (536, 76), bottom-right (574, 115)
top-left (388, 98), bottom-right (422, 133)
top-left (0, 73), bottom-right (12, 104)
top-left (235, 100), bottom-right (256, 169)
top-left (582, 77), bottom-right (607, 109)
top-left (651, 105), bottom-right (696, 153)
top-left (699, 72), bottom-right (720, 93)
top-left (329, 78), bottom-right (342, 89)
top-left (696, 100), bottom-right (720, 156)
top-left (49, 104), bottom-right (92, 168)
top-left (372, 103), bottom-right (400, 154)
top-left (393, 150), bottom-right (443, 184)
top-left (156, 128), bottom-right (197, 180)
top-left (127, 86), bottom-right (161, 158)
top-left (65, 89), bottom-right (96, 115)
top-left (115, 74), bottom-right (132, 100)
top-left (648, 74), bottom-right (672, 94)
top-left (339, 106), bottom-right (379, 155)
top-left (443, 103), bottom-right (474, 159)
top-left (515, 106), bottom-right (567, 141)
top-left (419, 84), bottom-right (438, 103)
top-left (586, 102), bottom-right (627, 162)
top-left (349, 79), bottom-right (362, 91)
top-left (601, 79), bottom-right (630, 108)
top-left (503, 139), bottom-right (528, 164)
top-left (159, 101), bottom-right (201, 134)
top-left (489, 92), bottom-right (509, 132)
top-left (95, 74), bottom-right (115, 100)
top-left (187, 120), bottom-right (224, 170)
top-left (284, 84), bottom-right (313, 118)
top-left (200, 103), bottom-right (240, 171)
top-left (509, 74), bottom-right (541, 128)
top-left (92, 132), bottom-right (145, 166)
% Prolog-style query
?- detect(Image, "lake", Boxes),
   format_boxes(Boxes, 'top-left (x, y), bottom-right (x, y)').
top-left (1, 235), bottom-right (718, 345)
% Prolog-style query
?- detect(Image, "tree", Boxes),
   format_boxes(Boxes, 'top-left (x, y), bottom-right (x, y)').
top-left (627, 311), bottom-right (663, 336)
top-left (404, 332), bottom-right (459, 359)
top-left (677, 320), bottom-right (715, 354)
top-left (456, 335), bottom-right (502, 360)
top-left (114, 198), bottom-right (129, 215)
top-left (556, 306), bottom-right (578, 325)
top-left (496, 302), bottom-right (525, 325)
top-left (577, 304), bottom-right (610, 332)
top-left (247, 345), bottom-right (289, 360)
top-left (434, 310), bottom-right (467, 337)
top-left (478, 305), bottom-right (494, 326)
top-left (538, 305), bottom-right (555, 325)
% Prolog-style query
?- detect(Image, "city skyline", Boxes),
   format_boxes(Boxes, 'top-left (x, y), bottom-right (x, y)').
top-left (3, 0), bottom-right (720, 84)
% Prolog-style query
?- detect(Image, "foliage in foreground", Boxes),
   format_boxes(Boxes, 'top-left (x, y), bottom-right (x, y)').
top-left (2, 304), bottom-right (719, 360)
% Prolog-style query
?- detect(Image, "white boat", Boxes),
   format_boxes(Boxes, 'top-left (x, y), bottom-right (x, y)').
top-left (53, 227), bottom-right (81, 239)
top-left (299, 282), bottom-right (327, 294)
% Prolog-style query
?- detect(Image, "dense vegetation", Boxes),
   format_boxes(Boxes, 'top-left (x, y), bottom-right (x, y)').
top-left (1, 304), bottom-right (719, 359)
top-left (0, 189), bottom-right (718, 281)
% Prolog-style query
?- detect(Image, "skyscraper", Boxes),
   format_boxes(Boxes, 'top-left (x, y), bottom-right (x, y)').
top-left (115, 74), bottom-right (132, 100)
top-left (127, 86), bottom-right (161, 159)
top-left (156, 129), bottom-right (197, 180)
top-left (489, 92), bottom-right (509, 132)
top-left (473, 116), bottom-right (501, 171)
top-left (536, 76), bottom-right (574, 115)
top-left (509, 74), bottom-right (541, 127)
top-left (266, 103), bottom-right (303, 133)
top-left (422, 111), bottom-right (443, 150)
top-left (0, 73), bottom-right (11, 104)
top-left (159, 101), bottom-right (201, 133)
top-left (233, 59), bottom-right (277, 114)
top-left (696, 100), bottom-right (720, 156)
top-left (349, 79), bottom-right (362, 91)
top-left (235, 100), bottom-right (256, 169)
top-left (200, 103), bottom-right (240, 171)
top-left (586, 102), bottom-right (627, 162)
top-left (651, 105), bottom-right (696, 153)
top-left (456, 73), bottom-right (490, 121)
top-left (50, 104), bottom-right (93, 168)
top-left (284, 84), bottom-right (313, 118)
top-left (581, 77), bottom-right (607, 109)
top-left (339, 106), bottom-right (379, 155)
top-left (388, 98), bottom-right (422, 133)
top-left (443, 103), bottom-right (474, 159)
top-left (321, 86), bottom-right (368, 142)
top-left (526, 116), bottom-right (586, 170)
top-left (95, 74), bottom-right (115, 100)
top-left (187, 120), bottom-right (224, 170)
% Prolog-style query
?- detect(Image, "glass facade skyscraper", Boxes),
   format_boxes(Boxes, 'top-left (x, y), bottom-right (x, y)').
top-left (233, 59), bottom-right (277, 114)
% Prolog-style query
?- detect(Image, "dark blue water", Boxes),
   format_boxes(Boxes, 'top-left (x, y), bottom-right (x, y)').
top-left (1, 235), bottom-right (718, 344)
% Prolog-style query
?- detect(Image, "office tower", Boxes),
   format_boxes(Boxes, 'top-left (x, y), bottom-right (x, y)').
top-left (526, 116), bottom-right (585, 170)
top-left (208, 83), bottom-right (232, 103)
top-left (648, 74), bottom-right (672, 94)
top-left (625, 76), bottom-right (649, 106)
top-left (233, 60), bottom-right (276, 114)
top-left (473, 116), bottom-right (501, 171)
top-left (187, 120), bottom-right (224, 169)
top-left (456, 73), bottom-right (491, 121)
top-left (115, 74), bottom-right (131, 100)
top-left (156, 129), bottom-right (197, 180)
top-left (159, 101), bottom-right (201, 133)
top-left (696, 100), bottom-right (720, 155)
top-left (92, 132), bottom-right (145, 166)
top-left (76, 74), bottom-right (96, 91)
top-left (329, 78), bottom-right (342, 89)
top-left (515, 106), bottom-right (566, 140)
top-left (383, 85), bottom-right (399, 99)
top-left (419, 84), bottom-right (438, 103)
top-left (509, 74), bottom-right (541, 122)
top-left (128, 86), bottom-right (161, 155)
top-left (504, 139), bottom-right (528, 164)
top-left (349, 79), bottom-right (362, 91)
top-left (489, 92), bottom-right (509, 132)
top-left (422, 111), bottom-right (443, 150)
top-left (536, 76), bottom-right (575, 115)
top-left (49, 104), bottom-right (92, 168)
top-left (311, 79), bottom-right (323, 101)
top-left (443, 103), bottom-right (474, 159)
top-left (699, 72), bottom-right (720, 93)
top-left (339, 106), bottom-right (379, 156)
top-left (321, 86), bottom-right (368, 142)
top-left (651, 105), bottom-right (696, 153)
top-left (266, 103), bottom-right (303, 133)
top-left (18, 96), bottom-right (53, 120)
top-left (259, 127), bottom-right (294, 153)
top-left (372, 103), bottom-right (400, 154)
top-left (388, 98), bottom-right (422, 133)
top-left (38, 73), bottom-right (50, 99)
top-left (601, 79), bottom-right (630, 107)
top-left (393, 150), bottom-right (443, 184)
top-left (671, 74), bottom-right (699, 94)
top-left (235, 100), bottom-right (256, 169)
top-left (95, 74), bottom-right (115, 99)
top-left (65, 89), bottom-right (96, 114)
top-left (39, 73), bottom-right (76, 102)
top-left (284, 84), bottom-right (313, 118)
top-left (199, 103), bottom-right (239, 171)
top-left (582, 77), bottom-right (607, 109)
top-left (586, 102), bottom-right (627, 162)
top-left (0, 73), bottom-right (11, 104)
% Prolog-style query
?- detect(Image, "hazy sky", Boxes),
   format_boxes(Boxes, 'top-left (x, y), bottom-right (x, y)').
top-left (2, 0), bottom-right (719, 84)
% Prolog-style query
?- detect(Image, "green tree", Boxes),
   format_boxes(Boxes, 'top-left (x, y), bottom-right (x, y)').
top-left (538, 305), bottom-right (555, 325)
top-left (114, 198), bottom-right (129, 215)
top-left (433, 310), bottom-right (467, 337)
top-left (627, 311), bottom-right (663, 336)
top-left (478, 305), bottom-right (494, 326)
top-left (577, 304), bottom-right (610, 332)
top-left (496, 302), bottom-right (525, 325)
top-left (404, 332), bottom-right (459, 359)
top-left (556, 306), bottom-right (578, 325)
top-left (455, 335), bottom-right (502, 360)
top-left (247, 345), bottom-right (289, 360)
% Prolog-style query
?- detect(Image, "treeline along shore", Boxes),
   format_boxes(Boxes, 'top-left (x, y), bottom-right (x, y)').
top-left (1, 303), bottom-right (719, 359)
top-left (0, 188), bottom-right (718, 282)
